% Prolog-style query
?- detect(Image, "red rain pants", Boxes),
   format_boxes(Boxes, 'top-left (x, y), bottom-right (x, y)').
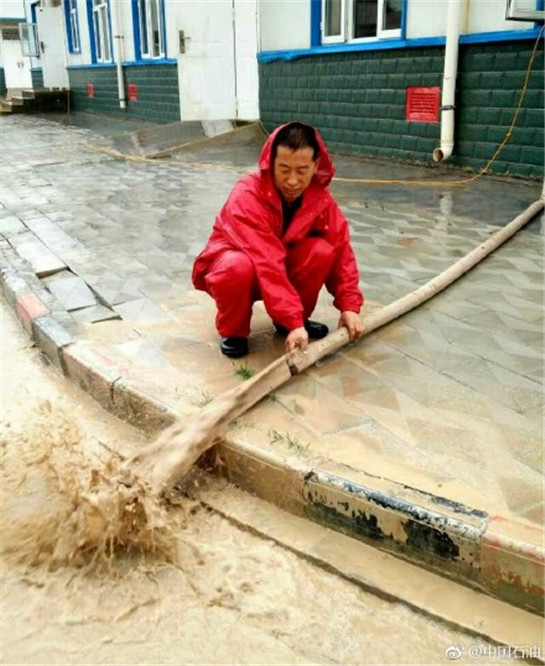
top-left (203, 237), bottom-right (336, 337)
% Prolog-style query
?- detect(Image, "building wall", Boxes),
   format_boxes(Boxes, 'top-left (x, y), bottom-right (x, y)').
top-left (259, 39), bottom-right (544, 178)
top-left (67, 63), bottom-right (180, 123)
top-left (259, 0), bottom-right (536, 48)
top-left (406, 0), bottom-right (527, 39)
top-left (259, 0), bottom-right (311, 51)
top-left (1, 0), bottom-right (25, 19)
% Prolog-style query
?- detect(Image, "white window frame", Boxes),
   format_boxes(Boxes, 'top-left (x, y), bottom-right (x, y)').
top-left (67, 0), bottom-right (80, 53)
top-left (137, 0), bottom-right (165, 59)
top-left (377, 0), bottom-right (402, 38)
top-left (322, 0), bottom-right (402, 44)
top-left (321, 0), bottom-right (346, 44)
top-left (92, 0), bottom-right (112, 63)
top-left (19, 22), bottom-right (40, 57)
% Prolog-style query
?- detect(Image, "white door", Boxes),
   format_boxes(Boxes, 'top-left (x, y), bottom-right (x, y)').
top-left (233, 0), bottom-right (259, 120)
top-left (36, 4), bottom-right (69, 88)
top-left (177, 0), bottom-right (237, 121)
top-left (0, 34), bottom-right (32, 89)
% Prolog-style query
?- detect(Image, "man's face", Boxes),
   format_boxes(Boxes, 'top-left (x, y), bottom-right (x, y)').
top-left (273, 146), bottom-right (318, 203)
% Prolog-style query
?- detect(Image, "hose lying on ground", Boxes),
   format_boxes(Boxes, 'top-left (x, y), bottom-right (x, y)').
top-left (121, 191), bottom-right (545, 495)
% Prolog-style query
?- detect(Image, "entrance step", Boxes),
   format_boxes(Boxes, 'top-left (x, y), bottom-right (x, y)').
top-left (1, 88), bottom-right (70, 114)
top-left (0, 98), bottom-right (24, 114)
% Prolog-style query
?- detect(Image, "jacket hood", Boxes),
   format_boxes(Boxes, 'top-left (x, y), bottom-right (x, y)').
top-left (257, 121), bottom-right (335, 188)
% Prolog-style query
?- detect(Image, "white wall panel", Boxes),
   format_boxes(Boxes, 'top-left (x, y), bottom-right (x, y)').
top-left (406, 0), bottom-right (535, 39)
top-left (259, 0), bottom-right (311, 51)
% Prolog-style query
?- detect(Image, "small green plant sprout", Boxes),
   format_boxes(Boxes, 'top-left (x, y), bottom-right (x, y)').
top-left (286, 432), bottom-right (309, 456)
top-left (233, 363), bottom-right (256, 380)
top-left (268, 429), bottom-right (284, 444)
top-left (268, 429), bottom-right (309, 456)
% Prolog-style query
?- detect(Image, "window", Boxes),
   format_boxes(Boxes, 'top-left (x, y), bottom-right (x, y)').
top-left (19, 23), bottom-right (40, 56)
top-left (135, 0), bottom-right (166, 59)
top-left (2, 26), bottom-right (21, 40)
top-left (322, 0), bottom-right (402, 43)
top-left (64, 0), bottom-right (81, 53)
top-left (323, 0), bottom-right (346, 42)
top-left (90, 0), bottom-right (112, 62)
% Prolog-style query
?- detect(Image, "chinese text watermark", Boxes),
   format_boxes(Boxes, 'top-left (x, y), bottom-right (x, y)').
top-left (445, 643), bottom-right (542, 660)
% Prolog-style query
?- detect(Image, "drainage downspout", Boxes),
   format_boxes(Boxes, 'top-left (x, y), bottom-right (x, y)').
top-left (111, 0), bottom-right (126, 109)
top-left (433, 0), bottom-right (464, 162)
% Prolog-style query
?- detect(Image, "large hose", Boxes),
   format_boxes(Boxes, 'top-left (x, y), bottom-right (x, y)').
top-left (121, 192), bottom-right (544, 494)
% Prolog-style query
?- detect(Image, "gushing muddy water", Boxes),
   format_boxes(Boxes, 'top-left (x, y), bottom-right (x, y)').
top-left (0, 302), bottom-right (518, 665)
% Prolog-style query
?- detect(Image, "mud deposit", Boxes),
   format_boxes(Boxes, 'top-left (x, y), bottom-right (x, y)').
top-left (1, 302), bottom-right (509, 665)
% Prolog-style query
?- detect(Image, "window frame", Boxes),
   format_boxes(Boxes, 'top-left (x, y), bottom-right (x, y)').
top-left (322, 0), bottom-right (403, 44)
top-left (64, 0), bottom-right (81, 54)
top-left (18, 22), bottom-right (40, 57)
top-left (133, 0), bottom-right (167, 60)
top-left (88, 0), bottom-right (113, 63)
top-left (321, 0), bottom-right (346, 43)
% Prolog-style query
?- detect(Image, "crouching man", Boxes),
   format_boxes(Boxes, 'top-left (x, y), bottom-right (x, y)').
top-left (192, 121), bottom-right (364, 358)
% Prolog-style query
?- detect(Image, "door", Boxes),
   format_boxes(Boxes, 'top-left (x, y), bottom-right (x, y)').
top-left (177, 0), bottom-right (237, 121)
top-left (233, 0), bottom-right (259, 120)
top-left (36, 4), bottom-right (69, 88)
top-left (0, 28), bottom-right (32, 89)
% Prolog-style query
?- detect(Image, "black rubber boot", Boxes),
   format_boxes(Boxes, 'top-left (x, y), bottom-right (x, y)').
top-left (220, 336), bottom-right (249, 358)
top-left (274, 320), bottom-right (329, 339)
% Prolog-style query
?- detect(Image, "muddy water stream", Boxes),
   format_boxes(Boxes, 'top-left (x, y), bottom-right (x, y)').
top-left (0, 301), bottom-right (517, 665)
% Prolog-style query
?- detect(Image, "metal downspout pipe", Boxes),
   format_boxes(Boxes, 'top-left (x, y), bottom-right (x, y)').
top-left (111, 0), bottom-right (126, 109)
top-left (433, 0), bottom-right (464, 162)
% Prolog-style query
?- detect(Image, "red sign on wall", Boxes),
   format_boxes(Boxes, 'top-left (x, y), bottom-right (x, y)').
top-left (128, 83), bottom-right (138, 102)
top-left (87, 83), bottom-right (95, 98)
top-left (406, 86), bottom-right (440, 122)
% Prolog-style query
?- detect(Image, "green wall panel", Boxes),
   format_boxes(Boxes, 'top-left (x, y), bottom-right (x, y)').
top-left (259, 40), bottom-right (544, 178)
top-left (30, 69), bottom-right (44, 89)
top-left (68, 64), bottom-right (180, 124)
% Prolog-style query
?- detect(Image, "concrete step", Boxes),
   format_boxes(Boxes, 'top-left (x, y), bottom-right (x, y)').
top-left (0, 99), bottom-right (24, 114)
top-left (1, 89), bottom-right (70, 114)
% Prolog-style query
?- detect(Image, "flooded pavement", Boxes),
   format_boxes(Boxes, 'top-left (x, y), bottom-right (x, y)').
top-left (3, 299), bottom-right (533, 666)
top-left (0, 113), bottom-right (543, 614)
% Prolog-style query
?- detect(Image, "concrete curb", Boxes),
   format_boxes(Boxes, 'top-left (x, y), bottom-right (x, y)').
top-left (215, 439), bottom-right (544, 614)
top-left (1, 251), bottom-right (543, 616)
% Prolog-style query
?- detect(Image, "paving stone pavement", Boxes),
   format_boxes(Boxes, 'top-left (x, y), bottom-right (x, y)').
top-left (1, 114), bottom-right (543, 613)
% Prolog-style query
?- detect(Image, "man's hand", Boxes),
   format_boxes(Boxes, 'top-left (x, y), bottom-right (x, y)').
top-left (338, 311), bottom-right (363, 340)
top-left (286, 326), bottom-right (309, 353)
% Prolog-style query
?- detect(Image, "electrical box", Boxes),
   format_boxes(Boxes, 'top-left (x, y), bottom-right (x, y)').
top-left (406, 87), bottom-right (440, 123)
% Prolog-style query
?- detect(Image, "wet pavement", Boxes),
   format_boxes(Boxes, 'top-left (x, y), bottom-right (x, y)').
top-left (1, 113), bottom-right (543, 612)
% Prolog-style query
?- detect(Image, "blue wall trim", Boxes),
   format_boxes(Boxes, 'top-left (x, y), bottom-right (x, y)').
top-left (67, 59), bottom-right (177, 70)
top-left (85, 0), bottom-right (96, 63)
top-left (67, 63), bottom-right (116, 70)
top-left (122, 58), bottom-right (177, 66)
top-left (310, 0), bottom-right (320, 48)
top-left (0, 16), bottom-right (25, 21)
top-left (131, 0), bottom-right (141, 59)
top-left (401, 0), bottom-right (408, 39)
top-left (258, 27), bottom-right (542, 62)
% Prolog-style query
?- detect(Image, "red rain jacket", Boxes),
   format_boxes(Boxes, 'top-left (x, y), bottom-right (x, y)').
top-left (192, 122), bottom-right (364, 331)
